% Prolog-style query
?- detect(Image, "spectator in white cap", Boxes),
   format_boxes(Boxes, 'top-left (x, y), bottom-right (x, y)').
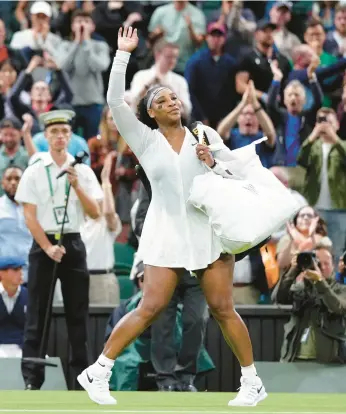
top-left (10, 1), bottom-right (61, 54)
top-left (269, 1), bottom-right (301, 61)
top-left (47, 9), bottom-right (110, 139)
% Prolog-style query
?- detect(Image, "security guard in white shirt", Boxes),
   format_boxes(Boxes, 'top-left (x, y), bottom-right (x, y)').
top-left (15, 109), bottom-right (103, 390)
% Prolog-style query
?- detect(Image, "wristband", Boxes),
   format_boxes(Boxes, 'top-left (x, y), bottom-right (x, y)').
top-left (210, 160), bottom-right (217, 169)
top-left (254, 106), bottom-right (263, 113)
top-left (309, 73), bottom-right (317, 83)
top-left (260, 93), bottom-right (268, 104)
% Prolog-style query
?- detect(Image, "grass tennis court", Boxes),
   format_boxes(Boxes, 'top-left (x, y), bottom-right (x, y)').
top-left (1, 392), bottom-right (346, 414)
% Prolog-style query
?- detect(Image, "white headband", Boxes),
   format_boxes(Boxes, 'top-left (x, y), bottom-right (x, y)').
top-left (146, 87), bottom-right (169, 110)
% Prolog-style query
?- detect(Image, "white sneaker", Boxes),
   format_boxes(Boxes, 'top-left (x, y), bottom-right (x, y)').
top-left (228, 376), bottom-right (267, 407)
top-left (77, 367), bottom-right (117, 405)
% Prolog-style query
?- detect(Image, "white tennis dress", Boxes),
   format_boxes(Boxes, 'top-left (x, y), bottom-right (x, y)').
top-left (107, 51), bottom-right (235, 271)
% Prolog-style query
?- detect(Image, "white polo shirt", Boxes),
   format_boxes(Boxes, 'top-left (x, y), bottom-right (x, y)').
top-left (15, 152), bottom-right (103, 234)
top-left (81, 216), bottom-right (122, 271)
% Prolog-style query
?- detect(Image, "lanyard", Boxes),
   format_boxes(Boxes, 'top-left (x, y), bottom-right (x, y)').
top-left (45, 166), bottom-right (70, 205)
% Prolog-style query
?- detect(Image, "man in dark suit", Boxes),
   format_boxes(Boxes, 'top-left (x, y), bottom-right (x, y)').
top-left (0, 256), bottom-right (27, 358)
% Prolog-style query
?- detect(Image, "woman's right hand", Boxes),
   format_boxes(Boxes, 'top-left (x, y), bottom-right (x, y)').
top-left (118, 26), bottom-right (139, 53)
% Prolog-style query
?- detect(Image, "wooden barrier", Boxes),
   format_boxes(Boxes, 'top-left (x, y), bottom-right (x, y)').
top-left (48, 305), bottom-right (292, 391)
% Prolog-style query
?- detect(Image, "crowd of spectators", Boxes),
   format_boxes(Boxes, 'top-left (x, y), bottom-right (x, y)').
top-left (1, 0), bottom-right (346, 366)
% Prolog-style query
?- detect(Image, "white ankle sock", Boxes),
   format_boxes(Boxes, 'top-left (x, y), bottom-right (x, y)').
top-left (241, 364), bottom-right (257, 379)
top-left (92, 354), bottom-right (115, 374)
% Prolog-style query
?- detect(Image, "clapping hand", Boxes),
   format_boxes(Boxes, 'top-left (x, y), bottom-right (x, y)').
top-left (101, 151), bottom-right (117, 183)
top-left (83, 0), bottom-right (95, 13)
top-left (308, 215), bottom-right (319, 237)
top-left (149, 26), bottom-right (165, 42)
top-left (241, 81), bottom-right (258, 106)
top-left (44, 52), bottom-right (60, 70)
top-left (74, 21), bottom-right (82, 43)
top-left (270, 60), bottom-right (283, 82)
top-left (184, 15), bottom-right (192, 28)
top-left (22, 114), bottom-right (34, 136)
top-left (61, 1), bottom-right (77, 13)
top-left (26, 55), bottom-right (43, 73)
top-left (241, 82), bottom-right (251, 105)
top-left (125, 12), bottom-right (143, 26)
top-left (307, 54), bottom-right (320, 79)
top-left (33, 20), bottom-right (50, 41)
top-left (81, 22), bottom-right (92, 41)
top-left (310, 40), bottom-right (320, 54)
top-left (286, 221), bottom-right (304, 246)
top-left (40, 21), bottom-right (50, 40)
top-left (248, 80), bottom-right (259, 106)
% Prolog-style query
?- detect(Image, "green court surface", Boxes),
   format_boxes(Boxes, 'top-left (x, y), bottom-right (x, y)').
top-left (0, 392), bottom-right (346, 414)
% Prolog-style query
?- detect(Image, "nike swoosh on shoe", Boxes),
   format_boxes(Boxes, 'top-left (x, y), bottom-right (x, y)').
top-left (86, 371), bottom-right (93, 383)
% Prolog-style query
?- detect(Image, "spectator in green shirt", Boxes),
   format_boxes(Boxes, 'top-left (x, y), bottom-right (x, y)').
top-left (148, 1), bottom-right (206, 75)
top-left (297, 107), bottom-right (346, 263)
top-left (0, 117), bottom-right (29, 196)
top-left (304, 19), bottom-right (339, 107)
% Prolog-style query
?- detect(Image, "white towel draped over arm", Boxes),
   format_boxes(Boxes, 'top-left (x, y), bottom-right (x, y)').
top-left (106, 50), bottom-right (153, 158)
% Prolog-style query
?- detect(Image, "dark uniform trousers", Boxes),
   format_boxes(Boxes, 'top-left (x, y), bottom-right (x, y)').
top-left (21, 233), bottom-right (90, 389)
top-left (150, 270), bottom-right (208, 388)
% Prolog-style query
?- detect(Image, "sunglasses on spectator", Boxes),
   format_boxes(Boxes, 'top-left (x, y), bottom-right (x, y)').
top-left (298, 213), bottom-right (315, 219)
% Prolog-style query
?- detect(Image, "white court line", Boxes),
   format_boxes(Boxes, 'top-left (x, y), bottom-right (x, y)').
top-left (0, 411), bottom-right (346, 414)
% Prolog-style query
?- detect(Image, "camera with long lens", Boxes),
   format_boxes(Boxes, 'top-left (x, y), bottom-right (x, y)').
top-left (297, 251), bottom-right (318, 271)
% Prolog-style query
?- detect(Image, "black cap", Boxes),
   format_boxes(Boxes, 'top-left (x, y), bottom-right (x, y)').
top-left (256, 19), bottom-right (277, 31)
top-left (0, 117), bottom-right (22, 131)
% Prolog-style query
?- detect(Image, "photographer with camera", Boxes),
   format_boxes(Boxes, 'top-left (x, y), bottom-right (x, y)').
top-left (276, 206), bottom-right (332, 271)
top-left (297, 107), bottom-right (346, 265)
top-left (272, 246), bottom-right (346, 363)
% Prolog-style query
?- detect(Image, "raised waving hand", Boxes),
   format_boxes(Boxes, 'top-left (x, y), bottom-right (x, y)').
top-left (118, 26), bottom-right (139, 53)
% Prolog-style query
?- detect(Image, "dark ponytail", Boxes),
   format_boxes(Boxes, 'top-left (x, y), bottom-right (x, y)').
top-left (137, 86), bottom-right (161, 129)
